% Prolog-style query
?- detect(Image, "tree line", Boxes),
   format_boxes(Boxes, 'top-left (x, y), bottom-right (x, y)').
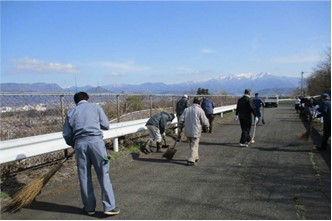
top-left (306, 48), bottom-right (331, 96)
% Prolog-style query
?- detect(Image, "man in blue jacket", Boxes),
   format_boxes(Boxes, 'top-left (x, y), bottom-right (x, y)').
top-left (316, 93), bottom-right (331, 151)
top-left (62, 92), bottom-right (120, 216)
top-left (201, 97), bottom-right (215, 133)
top-left (253, 93), bottom-right (265, 125)
top-left (175, 95), bottom-right (189, 141)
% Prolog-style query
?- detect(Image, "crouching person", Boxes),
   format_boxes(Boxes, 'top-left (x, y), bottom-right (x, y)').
top-left (179, 97), bottom-right (209, 166)
top-left (144, 112), bottom-right (175, 153)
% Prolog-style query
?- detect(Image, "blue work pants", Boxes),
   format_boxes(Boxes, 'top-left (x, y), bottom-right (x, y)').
top-left (75, 136), bottom-right (116, 212)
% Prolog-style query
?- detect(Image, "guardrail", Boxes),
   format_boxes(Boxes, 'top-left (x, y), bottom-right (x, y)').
top-left (0, 105), bottom-right (236, 164)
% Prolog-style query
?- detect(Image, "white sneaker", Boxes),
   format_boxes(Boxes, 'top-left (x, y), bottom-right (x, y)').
top-left (239, 143), bottom-right (248, 147)
top-left (250, 139), bottom-right (255, 144)
top-left (104, 207), bottom-right (120, 216)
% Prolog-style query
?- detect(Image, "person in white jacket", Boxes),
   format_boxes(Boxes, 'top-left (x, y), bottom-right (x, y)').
top-left (179, 97), bottom-right (209, 166)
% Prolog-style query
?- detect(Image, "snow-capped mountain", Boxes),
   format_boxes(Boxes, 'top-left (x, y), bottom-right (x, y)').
top-left (1, 72), bottom-right (301, 95)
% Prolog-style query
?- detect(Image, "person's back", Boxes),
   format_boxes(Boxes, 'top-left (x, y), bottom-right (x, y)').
top-left (176, 96), bottom-right (189, 116)
top-left (236, 95), bottom-right (255, 119)
top-left (182, 103), bottom-right (209, 138)
top-left (65, 101), bottom-right (109, 142)
top-left (253, 98), bottom-right (263, 109)
top-left (201, 98), bottom-right (214, 115)
top-left (146, 111), bottom-right (171, 129)
top-left (179, 97), bottom-right (209, 165)
top-left (316, 93), bottom-right (331, 150)
top-left (62, 92), bottom-right (119, 216)
top-left (319, 96), bottom-right (331, 123)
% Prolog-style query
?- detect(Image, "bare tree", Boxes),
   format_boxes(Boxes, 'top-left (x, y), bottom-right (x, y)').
top-left (306, 48), bottom-right (331, 96)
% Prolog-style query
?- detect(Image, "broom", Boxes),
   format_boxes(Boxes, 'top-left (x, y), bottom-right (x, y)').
top-left (301, 118), bottom-right (312, 141)
top-left (162, 141), bottom-right (177, 160)
top-left (2, 149), bottom-right (74, 213)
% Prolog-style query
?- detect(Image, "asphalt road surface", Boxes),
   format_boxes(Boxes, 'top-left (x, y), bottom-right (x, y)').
top-left (1, 103), bottom-right (330, 220)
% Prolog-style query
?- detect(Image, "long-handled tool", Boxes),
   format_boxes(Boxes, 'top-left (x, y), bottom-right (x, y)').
top-left (301, 118), bottom-right (312, 141)
top-left (162, 135), bottom-right (170, 149)
top-left (251, 120), bottom-right (257, 143)
top-left (162, 141), bottom-right (177, 160)
top-left (2, 149), bottom-right (75, 213)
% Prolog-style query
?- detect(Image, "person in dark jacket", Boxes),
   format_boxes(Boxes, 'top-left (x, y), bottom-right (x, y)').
top-left (253, 93), bottom-right (265, 125)
top-left (175, 95), bottom-right (189, 141)
top-left (235, 89), bottom-right (258, 147)
top-left (144, 112), bottom-right (175, 153)
top-left (201, 97), bottom-right (215, 133)
top-left (316, 93), bottom-right (331, 151)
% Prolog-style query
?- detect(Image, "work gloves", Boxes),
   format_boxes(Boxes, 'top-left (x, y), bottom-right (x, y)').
top-left (255, 117), bottom-right (259, 124)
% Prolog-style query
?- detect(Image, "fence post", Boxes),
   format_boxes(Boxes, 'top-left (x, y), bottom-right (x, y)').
top-left (60, 94), bottom-right (68, 158)
top-left (116, 95), bottom-right (120, 123)
top-left (149, 95), bottom-right (153, 117)
top-left (172, 96), bottom-right (175, 113)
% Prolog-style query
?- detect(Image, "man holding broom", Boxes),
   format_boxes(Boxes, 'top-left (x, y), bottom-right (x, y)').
top-left (144, 111), bottom-right (175, 153)
top-left (62, 92), bottom-right (120, 216)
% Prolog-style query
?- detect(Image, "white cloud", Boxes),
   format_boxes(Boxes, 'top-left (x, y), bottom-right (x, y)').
top-left (200, 48), bottom-right (214, 54)
top-left (106, 72), bottom-right (123, 77)
top-left (96, 60), bottom-right (150, 73)
top-left (11, 57), bottom-right (79, 74)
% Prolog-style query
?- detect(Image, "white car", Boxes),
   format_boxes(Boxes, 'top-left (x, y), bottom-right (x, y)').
top-left (264, 96), bottom-right (279, 107)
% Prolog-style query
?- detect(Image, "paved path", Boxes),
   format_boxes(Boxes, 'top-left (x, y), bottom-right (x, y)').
top-left (1, 103), bottom-right (330, 220)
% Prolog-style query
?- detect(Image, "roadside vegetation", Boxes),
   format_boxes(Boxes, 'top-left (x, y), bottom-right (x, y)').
top-left (306, 48), bottom-right (331, 96)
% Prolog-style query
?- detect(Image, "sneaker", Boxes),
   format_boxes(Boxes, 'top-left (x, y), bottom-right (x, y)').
top-left (87, 211), bottom-right (95, 215)
top-left (239, 143), bottom-right (248, 147)
top-left (104, 207), bottom-right (120, 216)
top-left (144, 147), bottom-right (152, 153)
top-left (83, 208), bottom-right (95, 215)
top-left (250, 139), bottom-right (255, 144)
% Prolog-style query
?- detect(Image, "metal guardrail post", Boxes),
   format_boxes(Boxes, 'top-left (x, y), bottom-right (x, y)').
top-left (113, 137), bottom-right (119, 152)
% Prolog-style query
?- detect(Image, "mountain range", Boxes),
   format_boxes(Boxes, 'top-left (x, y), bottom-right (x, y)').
top-left (1, 72), bottom-right (301, 96)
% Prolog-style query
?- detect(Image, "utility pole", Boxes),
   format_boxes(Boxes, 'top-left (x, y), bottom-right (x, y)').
top-left (301, 71), bottom-right (311, 96)
top-left (301, 71), bottom-right (304, 96)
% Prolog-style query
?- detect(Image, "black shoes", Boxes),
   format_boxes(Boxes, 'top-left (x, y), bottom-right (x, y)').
top-left (316, 146), bottom-right (327, 151)
top-left (83, 207), bottom-right (95, 215)
top-left (144, 147), bottom-right (153, 153)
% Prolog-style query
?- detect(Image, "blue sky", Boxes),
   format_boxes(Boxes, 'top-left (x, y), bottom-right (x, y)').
top-left (1, 1), bottom-right (331, 88)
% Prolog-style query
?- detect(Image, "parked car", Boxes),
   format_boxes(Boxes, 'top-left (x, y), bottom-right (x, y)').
top-left (264, 96), bottom-right (279, 107)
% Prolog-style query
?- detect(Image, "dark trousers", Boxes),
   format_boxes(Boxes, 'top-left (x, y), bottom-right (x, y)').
top-left (321, 123), bottom-right (331, 149)
top-left (239, 117), bottom-right (252, 144)
top-left (206, 114), bottom-right (214, 133)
